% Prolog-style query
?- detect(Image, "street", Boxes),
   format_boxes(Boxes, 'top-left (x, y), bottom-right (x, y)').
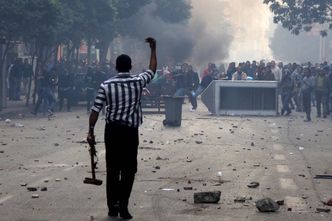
top-left (0, 102), bottom-right (332, 221)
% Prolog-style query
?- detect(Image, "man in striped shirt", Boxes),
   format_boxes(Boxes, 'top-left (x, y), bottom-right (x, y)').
top-left (87, 37), bottom-right (157, 219)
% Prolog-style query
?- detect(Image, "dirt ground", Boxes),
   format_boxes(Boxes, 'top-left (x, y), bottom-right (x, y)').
top-left (0, 101), bottom-right (332, 221)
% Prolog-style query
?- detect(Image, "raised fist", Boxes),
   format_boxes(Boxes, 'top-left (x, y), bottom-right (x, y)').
top-left (145, 37), bottom-right (156, 49)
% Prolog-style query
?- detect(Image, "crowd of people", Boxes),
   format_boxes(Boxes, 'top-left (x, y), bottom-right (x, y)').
top-left (7, 58), bottom-right (34, 101)
top-left (148, 60), bottom-right (332, 122)
top-left (6, 58), bottom-right (117, 116)
top-left (5, 57), bottom-right (332, 122)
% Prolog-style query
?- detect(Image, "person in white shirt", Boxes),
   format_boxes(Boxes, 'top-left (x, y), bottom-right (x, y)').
top-left (232, 65), bottom-right (247, 80)
top-left (271, 60), bottom-right (282, 82)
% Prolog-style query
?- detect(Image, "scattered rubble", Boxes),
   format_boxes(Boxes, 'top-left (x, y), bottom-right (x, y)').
top-left (37, 125), bottom-right (46, 131)
top-left (139, 146), bottom-right (161, 150)
top-left (247, 182), bottom-right (260, 188)
top-left (41, 187), bottom-right (48, 191)
top-left (316, 208), bottom-right (331, 213)
top-left (184, 187), bottom-right (193, 190)
top-left (161, 188), bottom-right (175, 191)
top-left (234, 196), bottom-right (246, 203)
top-left (194, 191), bottom-right (221, 204)
top-left (276, 200), bottom-right (284, 206)
top-left (326, 198), bottom-right (332, 206)
top-left (217, 171), bottom-right (223, 183)
top-left (256, 198), bottom-right (280, 212)
top-left (156, 156), bottom-right (168, 161)
top-left (12, 123), bottom-right (24, 128)
top-left (32, 194), bottom-right (39, 199)
top-left (27, 187), bottom-right (38, 192)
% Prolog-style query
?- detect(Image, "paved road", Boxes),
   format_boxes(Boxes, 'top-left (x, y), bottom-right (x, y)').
top-left (0, 103), bottom-right (331, 220)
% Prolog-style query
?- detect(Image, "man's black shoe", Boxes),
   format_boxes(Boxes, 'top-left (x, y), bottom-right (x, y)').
top-left (119, 208), bottom-right (133, 220)
top-left (108, 210), bottom-right (119, 217)
top-left (108, 204), bottom-right (119, 217)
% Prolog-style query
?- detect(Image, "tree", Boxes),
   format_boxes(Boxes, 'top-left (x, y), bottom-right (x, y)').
top-left (264, 0), bottom-right (332, 35)
top-left (0, 0), bottom-right (62, 105)
top-left (0, 0), bottom-right (29, 74)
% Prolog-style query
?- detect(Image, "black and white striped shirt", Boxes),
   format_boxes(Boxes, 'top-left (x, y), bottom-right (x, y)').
top-left (91, 70), bottom-right (155, 128)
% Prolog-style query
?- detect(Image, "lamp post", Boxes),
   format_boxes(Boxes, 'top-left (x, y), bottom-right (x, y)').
top-left (319, 34), bottom-right (327, 62)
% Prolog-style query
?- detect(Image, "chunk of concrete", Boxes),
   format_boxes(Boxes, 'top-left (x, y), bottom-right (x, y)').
top-left (27, 187), bottom-right (38, 192)
top-left (326, 198), bottom-right (332, 206)
top-left (247, 181), bottom-right (260, 188)
top-left (194, 191), bottom-right (221, 204)
top-left (316, 208), bottom-right (331, 213)
top-left (256, 198), bottom-right (279, 212)
top-left (32, 194), bottom-right (39, 198)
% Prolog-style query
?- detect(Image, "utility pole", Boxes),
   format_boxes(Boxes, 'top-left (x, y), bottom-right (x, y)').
top-left (319, 35), bottom-right (327, 62)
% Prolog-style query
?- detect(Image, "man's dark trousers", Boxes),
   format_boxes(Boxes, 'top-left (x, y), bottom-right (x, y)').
top-left (59, 89), bottom-right (72, 111)
top-left (104, 122), bottom-right (138, 211)
top-left (316, 90), bottom-right (328, 117)
top-left (302, 91), bottom-right (311, 121)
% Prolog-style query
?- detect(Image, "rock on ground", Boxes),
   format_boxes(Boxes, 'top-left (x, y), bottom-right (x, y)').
top-left (194, 191), bottom-right (221, 204)
top-left (256, 198), bottom-right (280, 212)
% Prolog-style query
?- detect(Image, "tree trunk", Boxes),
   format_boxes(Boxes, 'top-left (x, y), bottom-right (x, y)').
top-left (87, 39), bottom-right (93, 65)
top-left (32, 46), bottom-right (43, 104)
top-left (75, 47), bottom-right (80, 72)
top-left (0, 42), bottom-right (11, 110)
top-left (0, 45), bottom-right (6, 111)
top-left (99, 40), bottom-right (110, 65)
top-left (54, 44), bottom-right (60, 66)
top-left (26, 52), bottom-right (37, 106)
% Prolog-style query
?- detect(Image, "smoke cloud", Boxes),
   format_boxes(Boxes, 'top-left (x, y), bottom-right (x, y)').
top-left (114, 1), bottom-right (233, 69)
top-left (114, 0), bottom-right (277, 69)
top-left (219, 0), bottom-right (275, 61)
